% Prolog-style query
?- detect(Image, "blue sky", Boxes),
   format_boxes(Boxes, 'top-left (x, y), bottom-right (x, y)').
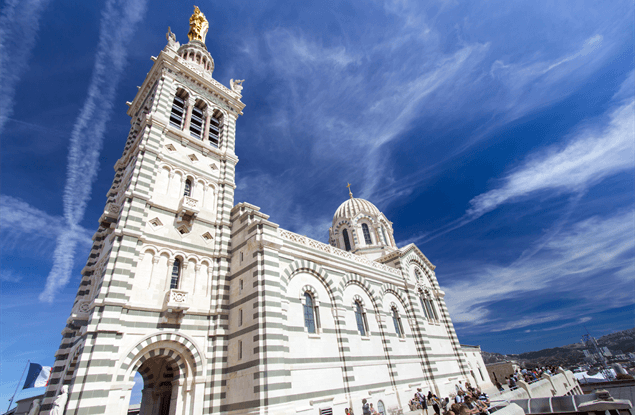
top-left (1, 0), bottom-right (633, 406)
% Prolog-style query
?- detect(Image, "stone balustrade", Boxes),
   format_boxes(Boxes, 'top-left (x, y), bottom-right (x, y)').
top-left (278, 229), bottom-right (402, 276)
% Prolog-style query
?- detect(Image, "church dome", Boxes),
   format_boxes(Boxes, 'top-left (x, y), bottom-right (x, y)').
top-left (329, 194), bottom-right (397, 260)
top-left (333, 198), bottom-right (381, 221)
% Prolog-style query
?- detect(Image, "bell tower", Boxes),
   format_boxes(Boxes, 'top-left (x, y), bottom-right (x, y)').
top-left (41, 7), bottom-right (245, 414)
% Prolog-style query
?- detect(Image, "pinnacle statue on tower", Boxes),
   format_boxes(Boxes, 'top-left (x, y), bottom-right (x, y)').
top-left (187, 6), bottom-right (209, 43)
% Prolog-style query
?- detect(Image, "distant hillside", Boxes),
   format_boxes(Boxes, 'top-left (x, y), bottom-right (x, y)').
top-left (482, 327), bottom-right (635, 368)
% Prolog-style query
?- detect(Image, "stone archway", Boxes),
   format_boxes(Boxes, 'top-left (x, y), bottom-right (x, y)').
top-left (117, 333), bottom-right (205, 415)
top-left (137, 355), bottom-right (179, 415)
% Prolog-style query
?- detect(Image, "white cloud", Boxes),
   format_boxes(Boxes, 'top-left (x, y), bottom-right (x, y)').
top-left (467, 99), bottom-right (634, 219)
top-left (444, 209), bottom-right (634, 332)
top-left (0, 0), bottom-right (52, 133)
top-left (0, 195), bottom-right (92, 253)
top-left (40, 0), bottom-right (148, 302)
top-left (0, 270), bottom-right (23, 283)
top-left (237, 26), bottom-right (490, 232)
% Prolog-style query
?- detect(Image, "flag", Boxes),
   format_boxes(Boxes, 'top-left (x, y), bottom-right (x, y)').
top-left (22, 363), bottom-right (51, 389)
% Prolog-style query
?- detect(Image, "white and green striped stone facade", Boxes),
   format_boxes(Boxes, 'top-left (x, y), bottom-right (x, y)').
top-left (40, 26), bottom-right (480, 415)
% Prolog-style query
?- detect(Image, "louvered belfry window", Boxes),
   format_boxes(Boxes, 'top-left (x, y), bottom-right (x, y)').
top-left (209, 111), bottom-right (222, 148)
top-left (190, 104), bottom-right (204, 138)
top-left (170, 92), bottom-right (186, 128)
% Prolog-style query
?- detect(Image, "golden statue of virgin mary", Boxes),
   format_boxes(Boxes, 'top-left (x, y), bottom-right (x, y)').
top-left (188, 6), bottom-right (209, 43)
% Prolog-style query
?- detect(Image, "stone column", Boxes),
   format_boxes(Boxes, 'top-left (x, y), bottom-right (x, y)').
top-left (181, 261), bottom-right (189, 290)
top-left (148, 256), bottom-right (160, 289)
top-left (192, 380), bottom-right (206, 415)
top-left (203, 108), bottom-right (211, 142)
top-left (167, 171), bottom-right (175, 196)
top-left (206, 268), bottom-right (213, 298)
top-left (194, 264), bottom-right (201, 293)
top-left (182, 98), bottom-right (195, 132)
top-left (139, 388), bottom-right (154, 415)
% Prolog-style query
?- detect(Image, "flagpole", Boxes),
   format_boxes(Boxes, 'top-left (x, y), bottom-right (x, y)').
top-left (7, 360), bottom-right (29, 413)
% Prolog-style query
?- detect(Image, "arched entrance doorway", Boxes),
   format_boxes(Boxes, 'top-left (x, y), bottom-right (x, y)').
top-left (136, 355), bottom-right (179, 415)
top-left (120, 333), bottom-right (206, 415)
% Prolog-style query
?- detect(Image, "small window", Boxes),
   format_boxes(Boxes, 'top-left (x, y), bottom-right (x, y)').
top-left (429, 299), bottom-right (439, 321)
top-left (424, 298), bottom-right (434, 321)
top-left (420, 296), bottom-right (429, 320)
top-left (354, 301), bottom-right (368, 336)
top-left (362, 223), bottom-right (372, 245)
top-left (239, 279), bottom-right (244, 292)
top-left (184, 179), bottom-right (192, 197)
top-left (303, 292), bottom-right (319, 334)
top-left (170, 259), bottom-right (180, 289)
top-left (392, 307), bottom-right (404, 337)
top-left (343, 229), bottom-right (352, 251)
top-left (377, 400), bottom-right (386, 415)
top-left (238, 340), bottom-right (242, 360)
top-left (320, 409), bottom-right (333, 415)
top-left (238, 309), bottom-right (243, 326)
top-left (240, 252), bottom-right (244, 263)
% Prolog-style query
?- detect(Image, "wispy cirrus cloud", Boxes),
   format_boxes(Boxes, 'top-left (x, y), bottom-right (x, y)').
top-left (401, 73), bottom-right (634, 247)
top-left (467, 100), bottom-right (634, 219)
top-left (0, 0), bottom-right (52, 133)
top-left (445, 209), bottom-right (634, 332)
top-left (236, 24), bottom-right (490, 238)
top-left (40, 0), bottom-right (148, 302)
top-left (0, 195), bottom-right (92, 254)
top-left (235, 0), bottom-right (627, 241)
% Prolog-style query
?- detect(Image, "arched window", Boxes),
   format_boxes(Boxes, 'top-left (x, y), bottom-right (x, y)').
top-left (354, 301), bottom-right (368, 336)
top-left (184, 179), bottom-right (192, 197)
top-left (303, 292), bottom-right (319, 334)
top-left (419, 296), bottom-right (429, 320)
top-left (362, 223), bottom-right (372, 245)
top-left (343, 229), bottom-right (352, 251)
top-left (208, 110), bottom-right (223, 148)
top-left (170, 90), bottom-right (187, 129)
top-left (429, 299), bottom-right (439, 321)
top-left (170, 259), bottom-right (181, 289)
top-left (392, 307), bottom-right (404, 337)
top-left (189, 102), bottom-right (205, 139)
top-left (377, 400), bottom-right (386, 415)
top-left (419, 292), bottom-right (438, 322)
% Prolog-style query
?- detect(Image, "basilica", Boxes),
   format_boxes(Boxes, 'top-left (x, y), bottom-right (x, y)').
top-left (40, 8), bottom-right (491, 415)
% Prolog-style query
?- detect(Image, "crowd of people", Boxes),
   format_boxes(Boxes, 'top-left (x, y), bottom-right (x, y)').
top-left (495, 365), bottom-right (562, 392)
top-left (405, 381), bottom-right (492, 415)
top-left (348, 367), bottom-right (564, 415)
